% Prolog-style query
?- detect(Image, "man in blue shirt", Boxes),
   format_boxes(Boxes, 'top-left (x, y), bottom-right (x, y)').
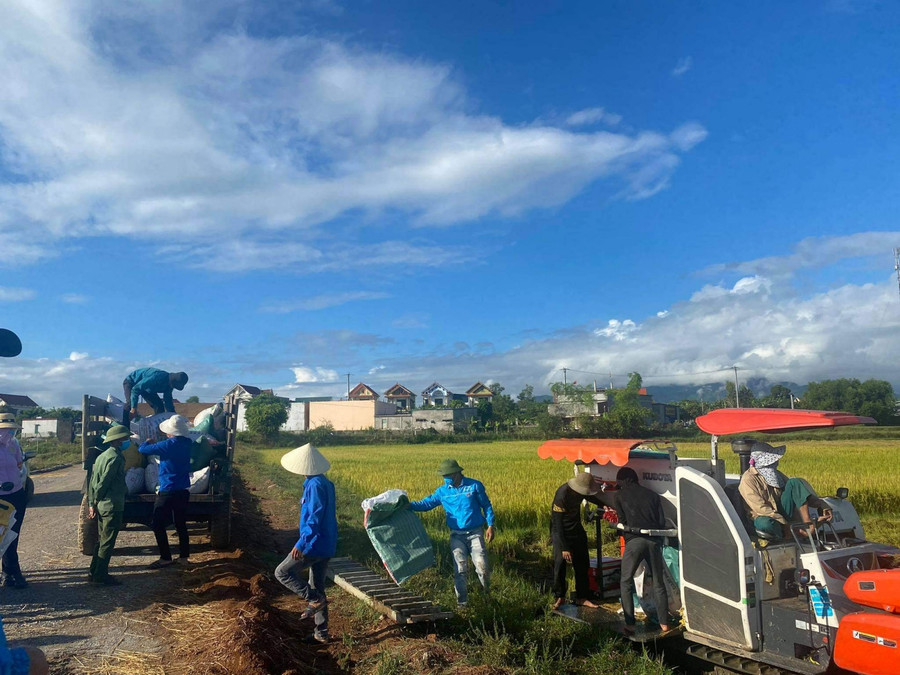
top-left (410, 459), bottom-right (495, 606)
top-left (139, 415), bottom-right (192, 568)
top-left (275, 443), bottom-right (337, 644)
top-left (124, 367), bottom-right (188, 417)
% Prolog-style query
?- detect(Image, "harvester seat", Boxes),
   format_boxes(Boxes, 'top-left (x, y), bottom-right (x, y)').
top-left (723, 483), bottom-right (757, 538)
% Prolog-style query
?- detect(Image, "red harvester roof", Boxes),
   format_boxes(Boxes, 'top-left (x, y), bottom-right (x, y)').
top-left (537, 439), bottom-right (651, 466)
top-left (695, 408), bottom-right (876, 436)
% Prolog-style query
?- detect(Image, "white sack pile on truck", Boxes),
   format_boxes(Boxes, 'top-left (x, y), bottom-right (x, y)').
top-left (104, 396), bottom-right (227, 495)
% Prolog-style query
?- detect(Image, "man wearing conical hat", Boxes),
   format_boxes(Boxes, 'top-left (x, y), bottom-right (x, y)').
top-left (87, 425), bottom-right (131, 585)
top-left (0, 412), bottom-right (29, 589)
top-left (550, 470), bottom-right (613, 610)
top-left (276, 443), bottom-right (337, 644)
top-left (409, 459), bottom-right (495, 607)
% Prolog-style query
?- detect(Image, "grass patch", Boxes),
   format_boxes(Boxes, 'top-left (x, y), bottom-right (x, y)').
top-left (22, 438), bottom-right (81, 471)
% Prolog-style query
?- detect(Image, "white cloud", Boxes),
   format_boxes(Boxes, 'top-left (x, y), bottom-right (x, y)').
top-left (291, 365), bottom-right (340, 383)
top-left (60, 293), bottom-right (89, 304)
top-left (261, 291), bottom-right (389, 313)
top-left (672, 56), bottom-right (693, 77)
top-left (565, 107), bottom-right (622, 127)
top-left (0, 287), bottom-right (36, 302)
top-left (68, 351), bottom-right (88, 361)
top-left (368, 365), bottom-right (386, 375)
top-left (692, 275), bottom-right (772, 302)
top-left (702, 232), bottom-right (900, 279)
top-left (0, 2), bottom-right (706, 270)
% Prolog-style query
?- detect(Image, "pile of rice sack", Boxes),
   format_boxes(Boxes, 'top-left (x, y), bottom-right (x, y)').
top-left (101, 397), bottom-right (227, 496)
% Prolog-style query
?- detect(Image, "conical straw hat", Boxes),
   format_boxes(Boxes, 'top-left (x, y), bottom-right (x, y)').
top-left (281, 443), bottom-right (331, 475)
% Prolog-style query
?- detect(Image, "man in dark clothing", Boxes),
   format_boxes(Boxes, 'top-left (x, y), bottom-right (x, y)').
top-left (139, 415), bottom-right (192, 567)
top-left (551, 471), bottom-right (614, 609)
top-left (124, 367), bottom-right (189, 417)
top-left (614, 467), bottom-right (672, 632)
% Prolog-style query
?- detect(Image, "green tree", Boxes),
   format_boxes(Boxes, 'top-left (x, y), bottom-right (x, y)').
top-left (516, 384), bottom-right (546, 424)
top-left (537, 411), bottom-right (566, 438)
top-left (802, 378), bottom-right (897, 424)
top-left (244, 393), bottom-right (288, 443)
top-left (758, 384), bottom-right (793, 408)
top-left (487, 383), bottom-right (516, 430)
top-left (723, 382), bottom-right (757, 408)
top-left (186, 395), bottom-right (200, 403)
top-left (605, 372), bottom-right (652, 436)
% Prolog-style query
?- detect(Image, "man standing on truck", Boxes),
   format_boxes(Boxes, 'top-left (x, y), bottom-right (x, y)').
top-left (551, 471), bottom-right (613, 610)
top-left (409, 459), bottom-right (495, 607)
top-left (123, 367), bottom-right (189, 418)
top-left (139, 415), bottom-right (192, 568)
top-left (276, 443), bottom-right (337, 644)
top-left (87, 425), bottom-right (130, 585)
top-left (615, 467), bottom-right (673, 634)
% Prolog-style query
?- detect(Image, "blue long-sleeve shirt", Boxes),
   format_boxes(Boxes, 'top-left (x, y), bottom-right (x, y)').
top-left (139, 436), bottom-right (192, 492)
top-left (410, 477), bottom-right (495, 532)
top-left (296, 475), bottom-right (337, 558)
top-left (0, 617), bottom-right (29, 675)
top-left (125, 367), bottom-right (173, 410)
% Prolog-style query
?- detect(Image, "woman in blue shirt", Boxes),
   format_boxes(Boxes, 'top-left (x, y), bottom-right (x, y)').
top-left (139, 415), bottom-right (192, 568)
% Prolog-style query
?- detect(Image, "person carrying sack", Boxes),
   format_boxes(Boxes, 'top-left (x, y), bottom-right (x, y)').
top-left (410, 459), bottom-right (495, 607)
top-left (139, 415), bottom-right (192, 567)
top-left (87, 425), bottom-right (130, 585)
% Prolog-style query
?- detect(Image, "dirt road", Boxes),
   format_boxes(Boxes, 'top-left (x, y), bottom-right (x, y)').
top-left (1, 466), bottom-right (216, 672)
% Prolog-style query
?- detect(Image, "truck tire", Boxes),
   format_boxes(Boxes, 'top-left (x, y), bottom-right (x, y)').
top-left (25, 477), bottom-right (34, 504)
top-left (209, 505), bottom-right (232, 550)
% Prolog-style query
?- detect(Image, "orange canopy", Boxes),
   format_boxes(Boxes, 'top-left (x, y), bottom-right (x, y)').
top-left (695, 408), bottom-right (876, 436)
top-left (537, 439), bottom-right (650, 466)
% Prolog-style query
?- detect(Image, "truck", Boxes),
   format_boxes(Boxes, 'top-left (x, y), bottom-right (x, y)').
top-left (541, 408), bottom-right (900, 675)
top-left (78, 394), bottom-right (238, 550)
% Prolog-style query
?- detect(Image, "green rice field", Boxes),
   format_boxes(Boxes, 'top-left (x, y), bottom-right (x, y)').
top-left (257, 438), bottom-right (900, 550)
top-left (248, 437), bottom-right (899, 673)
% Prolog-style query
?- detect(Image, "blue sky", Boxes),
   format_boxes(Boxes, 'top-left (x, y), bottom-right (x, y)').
top-left (2, 0), bottom-right (900, 406)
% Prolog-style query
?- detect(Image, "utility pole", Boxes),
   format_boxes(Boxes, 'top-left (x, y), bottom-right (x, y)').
top-left (562, 368), bottom-right (567, 385)
top-left (345, 373), bottom-right (351, 398)
top-left (894, 248), bottom-right (900, 301)
top-left (733, 366), bottom-right (740, 408)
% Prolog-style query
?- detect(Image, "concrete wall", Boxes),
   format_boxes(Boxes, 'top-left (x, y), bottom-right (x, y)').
top-left (376, 407), bottom-right (477, 433)
top-left (308, 400), bottom-right (398, 431)
top-left (21, 418), bottom-right (74, 441)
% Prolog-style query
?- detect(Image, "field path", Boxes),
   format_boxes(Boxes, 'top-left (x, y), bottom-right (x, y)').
top-left (1, 466), bottom-right (212, 672)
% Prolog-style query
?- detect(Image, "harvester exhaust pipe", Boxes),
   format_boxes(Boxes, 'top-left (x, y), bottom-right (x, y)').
top-left (730, 438), bottom-right (755, 475)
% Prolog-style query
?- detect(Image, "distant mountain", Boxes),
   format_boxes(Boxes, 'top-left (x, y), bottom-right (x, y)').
top-left (647, 377), bottom-right (806, 403)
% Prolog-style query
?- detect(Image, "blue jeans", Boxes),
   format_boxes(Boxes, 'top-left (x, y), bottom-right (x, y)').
top-left (275, 552), bottom-right (329, 638)
top-left (449, 529), bottom-right (489, 604)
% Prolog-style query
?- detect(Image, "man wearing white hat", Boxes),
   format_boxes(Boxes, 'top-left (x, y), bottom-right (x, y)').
top-left (139, 415), bottom-right (193, 568)
top-left (276, 443), bottom-right (337, 644)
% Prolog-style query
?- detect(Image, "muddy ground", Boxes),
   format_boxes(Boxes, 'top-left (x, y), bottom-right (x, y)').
top-left (1, 466), bottom-right (480, 675)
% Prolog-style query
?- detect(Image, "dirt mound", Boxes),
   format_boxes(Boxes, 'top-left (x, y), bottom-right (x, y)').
top-left (163, 571), bottom-right (334, 675)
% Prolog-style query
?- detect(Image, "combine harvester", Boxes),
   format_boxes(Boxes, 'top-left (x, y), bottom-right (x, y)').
top-left (539, 408), bottom-right (900, 675)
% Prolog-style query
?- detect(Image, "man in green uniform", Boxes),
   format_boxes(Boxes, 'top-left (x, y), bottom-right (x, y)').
top-left (87, 425), bottom-right (131, 585)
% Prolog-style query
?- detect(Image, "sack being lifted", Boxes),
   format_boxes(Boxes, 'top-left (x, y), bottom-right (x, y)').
top-left (362, 490), bottom-right (435, 584)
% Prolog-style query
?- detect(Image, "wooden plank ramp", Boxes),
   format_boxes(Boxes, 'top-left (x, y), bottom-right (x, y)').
top-left (327, 557), bottom-right (454, 624)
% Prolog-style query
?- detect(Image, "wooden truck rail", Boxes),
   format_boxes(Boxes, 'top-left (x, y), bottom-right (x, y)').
top-left (80, 393), bottom-right (238, 548)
